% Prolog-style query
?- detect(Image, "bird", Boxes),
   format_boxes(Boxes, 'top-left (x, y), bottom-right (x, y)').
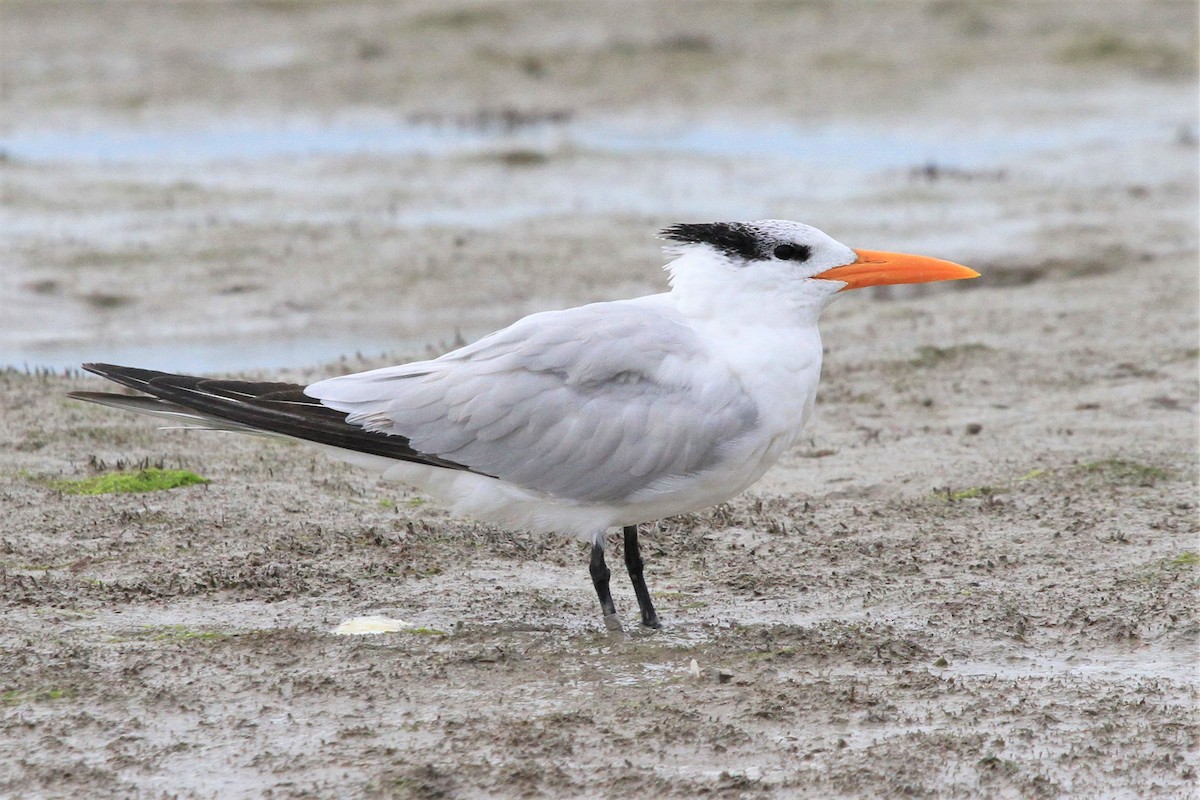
top-left (70, 220), bottom-right (978, 631)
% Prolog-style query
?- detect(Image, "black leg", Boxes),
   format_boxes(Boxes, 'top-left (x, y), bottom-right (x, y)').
top-left (623, 525), bottom-right (661, 629)
top-left (589, 540), bottom-right (622, 631)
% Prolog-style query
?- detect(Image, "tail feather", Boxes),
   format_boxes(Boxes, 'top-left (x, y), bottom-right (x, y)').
top-left (70, 363), bottom-right (478, 474)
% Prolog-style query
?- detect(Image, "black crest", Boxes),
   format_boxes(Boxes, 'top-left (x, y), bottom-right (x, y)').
top-left (660, 222), bottom-right (765, 260)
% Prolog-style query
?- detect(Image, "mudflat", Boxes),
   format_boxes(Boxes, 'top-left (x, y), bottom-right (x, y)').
top-left (1, 2), bottom-right (1197, 798)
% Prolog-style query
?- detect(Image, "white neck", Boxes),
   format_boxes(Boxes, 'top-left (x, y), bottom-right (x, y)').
top-left (663, 249), bottom-right (836, 441)
top-left (664, 249), bottom-right (840, 327)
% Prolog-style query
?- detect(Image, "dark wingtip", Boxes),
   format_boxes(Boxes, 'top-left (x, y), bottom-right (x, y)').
top-left (81, 362), bottom-right (116, 376)
top-left (77, 363), bottom-right (184, 395)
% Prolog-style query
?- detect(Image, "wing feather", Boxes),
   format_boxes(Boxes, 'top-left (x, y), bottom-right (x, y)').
top-left (308, 300), bottom-right (759, 503)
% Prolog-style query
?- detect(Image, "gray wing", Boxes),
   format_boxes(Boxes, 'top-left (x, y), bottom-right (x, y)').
top-left (306, 300), bottom-right (759, 503)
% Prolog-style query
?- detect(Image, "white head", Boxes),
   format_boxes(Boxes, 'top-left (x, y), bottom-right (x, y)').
top-left (660, 220), bottom-right (977, 320)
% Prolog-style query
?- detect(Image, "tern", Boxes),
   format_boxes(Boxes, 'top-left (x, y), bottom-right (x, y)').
top-left (70, 220), bottom-right (978, 630)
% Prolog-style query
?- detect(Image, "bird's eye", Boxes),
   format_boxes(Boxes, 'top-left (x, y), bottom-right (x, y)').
top-left (773, 244), bottom-right (811, 261)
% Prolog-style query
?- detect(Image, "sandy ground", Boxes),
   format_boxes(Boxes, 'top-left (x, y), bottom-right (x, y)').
top-left (1, 1), bottom-right (1198, 798)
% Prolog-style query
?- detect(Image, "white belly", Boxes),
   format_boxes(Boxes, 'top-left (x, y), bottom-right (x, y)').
top-left (310, 388), bottom-right (811, 544)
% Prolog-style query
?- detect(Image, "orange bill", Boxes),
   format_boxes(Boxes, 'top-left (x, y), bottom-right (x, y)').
top-left (815, 249), bottom-right (980, 291)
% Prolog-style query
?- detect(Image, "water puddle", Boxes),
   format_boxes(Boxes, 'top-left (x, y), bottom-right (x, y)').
top-left (942, 650), bottom-right (1197, 685)
top-left (0, 111), bottom-right (1172, 169)
top-left (2, 120), bottom-right (520, 164)
top-left (13, 331), bottom-right (435, 375)
top-left (331, 615), bottom-right (412, 636)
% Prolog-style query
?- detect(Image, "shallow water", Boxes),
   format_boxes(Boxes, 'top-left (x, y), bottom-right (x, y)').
top-left (3, 87), bottom-right (1193, 373)
top-left (11, 332), bottom-right (433, 375)
top-left (0, 111), bottom-right (1178, 169)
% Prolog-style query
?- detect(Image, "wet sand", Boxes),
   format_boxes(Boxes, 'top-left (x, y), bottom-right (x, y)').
top-left (1, 2), bottom-right (1197, 798)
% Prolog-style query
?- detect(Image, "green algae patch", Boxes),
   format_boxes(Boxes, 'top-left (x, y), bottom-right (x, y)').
top-left (2, 687), bottom-right (78, 706)
top-left (947, 486), bottom-right (996, 501)
top-left (54, 467), bottom-right (209, 495)
top-left (1168, 552), bottom-right (1199, 569)
top-left (909, 343), bottom-right (992, 368)
top-left (403, 626), bottom-right (449, 637)
top-left (1077, 459), bottom-right (1171, 487)
top-left (147, 625), bottom-right (232, 642)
